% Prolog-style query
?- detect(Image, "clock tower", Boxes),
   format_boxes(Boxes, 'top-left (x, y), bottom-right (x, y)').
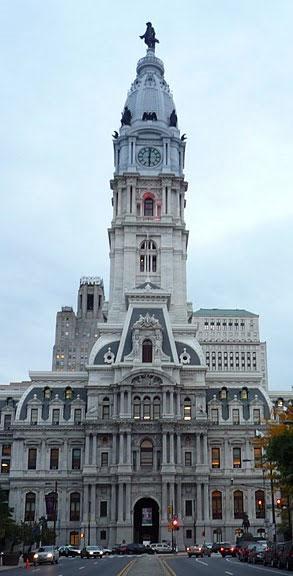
top-left (107, 34), bottom-right (189, 324)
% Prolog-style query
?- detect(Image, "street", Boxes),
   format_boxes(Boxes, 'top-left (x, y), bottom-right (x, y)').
top-left (0, 555), bottom-right (292, 576)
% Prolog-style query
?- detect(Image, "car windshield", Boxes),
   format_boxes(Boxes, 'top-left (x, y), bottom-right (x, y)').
top-left (38, 547), bottom-right (53, 552)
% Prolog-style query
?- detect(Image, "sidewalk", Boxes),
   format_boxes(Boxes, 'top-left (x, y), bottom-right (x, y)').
top-left (0, 558), bottom-right (25, 571)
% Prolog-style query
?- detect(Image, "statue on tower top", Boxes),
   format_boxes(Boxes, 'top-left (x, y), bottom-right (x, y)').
top-left (140, 22), bottom-right (159, 50)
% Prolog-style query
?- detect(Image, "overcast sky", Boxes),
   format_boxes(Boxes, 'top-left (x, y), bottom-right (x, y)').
top-left (0, 1), bottom-right (292, 392)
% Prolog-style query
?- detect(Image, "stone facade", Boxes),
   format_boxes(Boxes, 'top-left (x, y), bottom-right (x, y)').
top-left (0, 34), bottom-right (292, 549)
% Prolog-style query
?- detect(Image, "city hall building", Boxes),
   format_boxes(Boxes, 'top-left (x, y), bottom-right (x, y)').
top-left (0, 27), bottom-right (290, 549)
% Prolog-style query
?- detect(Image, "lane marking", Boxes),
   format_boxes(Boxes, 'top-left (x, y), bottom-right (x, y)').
top-left (225, 572), bottom-right (234, 575)
top-left (78, 567), bottom-right (85, 570)
top-left (157, 557), bottom-right (177, 576)
top-left (226, 557), bottom-right (289, 575)
top-left (196, 558), bottom-right (209, 566)
top-left (116, 558), bottom-right (137, 576)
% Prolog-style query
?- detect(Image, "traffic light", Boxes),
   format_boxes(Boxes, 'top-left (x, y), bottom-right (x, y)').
top-left (276, 498), bottom-right (282, 509)
top-left (172, 516), bottom-right (179, 531)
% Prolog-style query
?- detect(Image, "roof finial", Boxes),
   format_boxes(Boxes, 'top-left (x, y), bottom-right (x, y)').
top-left (139, 22), bottom-right (159, 51)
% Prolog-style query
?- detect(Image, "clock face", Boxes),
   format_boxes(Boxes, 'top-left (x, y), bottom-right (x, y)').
top-left (137, 147), bottom-right (161, 167)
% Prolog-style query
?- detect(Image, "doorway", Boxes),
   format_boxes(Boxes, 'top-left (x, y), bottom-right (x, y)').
top-left (133, 497), bottom-right (159, 543)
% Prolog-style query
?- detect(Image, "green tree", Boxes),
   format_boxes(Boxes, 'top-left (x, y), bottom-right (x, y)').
top-left (0, 488), bottom-right (18, 550)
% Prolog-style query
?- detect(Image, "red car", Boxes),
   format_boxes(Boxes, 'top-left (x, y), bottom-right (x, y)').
top-left (220, 543), bottom-right (236, 557)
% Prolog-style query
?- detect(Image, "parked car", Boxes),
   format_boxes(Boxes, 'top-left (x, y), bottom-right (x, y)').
top-left (219, 543), bottom-right (236, 557)
top-left (80, 546), bottom-right (103, 559)
top-left (58, 545), bottom-right (81, 557)
top-left (211, 542), bottom-right (222, 553)
top-left (247, 543), bottom-right (267, 564)
top-left (238, 542), bottom-right (258, 562)
top-left (151, 543), bottom-right (172, 554)
top-left (33, 546), bottom-right (59, 565)
top-left (101, 546), bottom-right (112, 556)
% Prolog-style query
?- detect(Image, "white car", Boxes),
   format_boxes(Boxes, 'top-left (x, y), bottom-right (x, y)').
top-left (33, 546), bottom-right (59, 565)
top-left (150, 543), bottom-right (172, 554)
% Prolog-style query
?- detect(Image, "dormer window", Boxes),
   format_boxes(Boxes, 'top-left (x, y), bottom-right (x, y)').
top-left (65, 386), bottom-right (73, 400)
top-left (139, 240), bottom-right (157, 273)
top-left (220, 387), bottom-right (227, 400)
top-left (142, 339), bottom-right (153, 363)
top-left (241, 387), bottom-right (248, 401)
top-left (44, 387), bottom-right (51, 400)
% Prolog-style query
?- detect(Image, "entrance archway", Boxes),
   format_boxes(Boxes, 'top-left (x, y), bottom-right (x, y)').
top-left (133, 497), bottom-right (159, 543)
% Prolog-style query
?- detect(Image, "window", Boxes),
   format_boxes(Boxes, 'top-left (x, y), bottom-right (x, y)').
top-left (211, 447), bottom-right (220, 469)
top-left (255, 490), bottom-right (265, 518)
top-left (211, 408), bottom-right (219, 424)
top-left (183, 398), bottom-right (191, 420)
top-left (44, 387), bottom-right (51, 400)
top-left (253, 409), bottom-right (261, 424)
top-left (46, 491), bottom-right (58, 521)
top-left (185, 500), bottom-right (192, 516)
top-left (133, 397), bottom-right (141, 419)
top-left (241, 387), bottom-right (248, 400)
top-left (70, 531), bottom-right (79, 546)
top-left (234, 490), bottom-right (244, 519)
top-left (140, 439), bottom-right (153, 468)
top-left (220, 387), bottom-right (227, 400)
top-left (24, 492), bottom-right (35, 522)
top-left (232, 409), bottom-right (240, 425)
top-left (70, 493), bottom-right (80, 521)
top-left (143, 397), bottom-right (151, 420)
top-left (144, 197), bottom-right (153, 217)
top-left (185, 451), bottom-right (192, 466)
top-left (233, 447), bottom-right (241, 468)
top-left (28, 448), bottom-right (37, 470)
top-left (30, 409), bottom-right (38, 425)
top-left (100, 501), bottom-right (107, 517)
top-left (87, 293), bottom-right (94, 311)
top-left (1, 459), bottom-right (10, 474)
top-left (101, 452), bottom-right (108, 467)
top-left (212, 491), bottom-right (222, 519)
top-left (2, 445), bottom-right (11, 457)
top-left (100, 530), bottom-right (106, 540)
top-left (74, 409), bottom-right (82, 424)
top-left (102, 398), bottom-right (110, 419)
top-left (72, 448), bottom-right (81, 470)
top-left (254, 447), bottom-right (262, 469)
top-left (142, 339), bottom-right (153, 363)
top-left (50, 448), bottom-right (59, 470)
top-left (153, 397), bottom-right (160, 419)
top-left (139, 240), bottom-right (157, 273)
top-left (65, 386), bottom-right (73, 400)
top-left (52, 409), bottom-right (60, 425)
top-left (4, 414), bottom-right (11, 430)
top-left (186, 529), bottom-right (192, 539)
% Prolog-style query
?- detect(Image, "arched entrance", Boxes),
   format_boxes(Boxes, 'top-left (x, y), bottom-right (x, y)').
top-left (133, 497), bottom-right (159, 543)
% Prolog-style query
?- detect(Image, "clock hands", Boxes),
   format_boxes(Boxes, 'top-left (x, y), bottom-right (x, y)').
top-left (148, 148), bottom-right (151, 166)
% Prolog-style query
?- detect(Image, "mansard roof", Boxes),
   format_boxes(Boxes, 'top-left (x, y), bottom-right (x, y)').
top-left (193, 308), bottom-right (258, 318)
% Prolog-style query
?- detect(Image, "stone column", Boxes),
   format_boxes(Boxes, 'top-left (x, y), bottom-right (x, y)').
top-left (127, 433), bottom-right (131, 464)
top-left (196, 434), bottom-right (201, 465)
top-left (177, 394), bottom-right (181, 418)
top-left (85, 435), bottom-right (90, 465)
top-left (170, 433), bottom-right (175, 464)
top-left (170, 391), bottom-right (174, 416)
top-left (118, 483), bottom-right (124, 522)
top-left (162, 482), bottom-right (168, 521)
top-left (119, 433), bottom-right (124, 465)
top-left (92, 435), bottom-right (97, 466)
top-left (197, 483), bottom-right (202, 521)
top-left (83, 484), bottom-right (89, 523)
top-left (112, 433), bottom-right (117, 465)
top-left (203, 435), bottom-right (208, 465)
top-left (204, 484), bottom-right (209, 521)
top-left (113, 393), bottom-right (117, 418)
top-left (126, 483), bottom-right (131, 522)
top-left (177, 481), bottom-right (182, 516)
top-left (162, 433), bottom-right (167, 464)
top-left (177, 434), bottom-right (182, 465)
top-left (91, 485), bottom-right (96, 522)
top-left (111, 483), bottom-right (116, 521)
top-left (163, 391), bottom-right (167, 416)
top-left (120, 391), bottom-right (125, 417)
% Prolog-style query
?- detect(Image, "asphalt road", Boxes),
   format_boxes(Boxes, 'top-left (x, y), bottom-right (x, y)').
top-left (1, 555), bottom-right (292, 576)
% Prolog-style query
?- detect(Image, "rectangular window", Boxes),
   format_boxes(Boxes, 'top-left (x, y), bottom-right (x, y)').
top-left (185, 500), bottom-right (192, 516)
top-left (1, 459), bottom-right (10, 474)
top-left (102, 405), bottom-right (110, 419)
top-left (52, 409), bottom-right (60, 425)
top-left (100, 530), bottom-right (106, 541)
top-left (233, 447), bottom-right (242, 469)
top-left (72, 448), bottom-right (81, 470)
top-left (254, 447), bottom-right (262, 469)
top-left (186, 529), bottom-right (192, 539)
top-left (101, 452), bottom-right (108, 467)
top-left (30, 409), bottom-right (38, 425)
top-left (50, 448), bottom-right (59, 470)
top-left (28, 448), bottom-right (37, 470)
top-left (2, 445), bottom-right (11, 457)
top-left (232, 409), bottom-right (240, 425)
top-left (100, 501), bottom-right (107, 517)
top-left (253, 409), bottom-right (261, 424)
top-left (87, 293), bottom-right (94, 311)
top-left (211, 447), bottom-right (220, 468)
top-left (185, 452), bottom-right (192, 466)
top-left (74, 409), bottom-right (82, 424)
top-left (4, 415), bottom-right (12, 430)
top-left (211, 408), bottom-right (219, 424)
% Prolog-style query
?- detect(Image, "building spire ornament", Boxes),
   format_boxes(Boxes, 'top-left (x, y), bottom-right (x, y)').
top-left (139, 22), bottom-right (159, 51)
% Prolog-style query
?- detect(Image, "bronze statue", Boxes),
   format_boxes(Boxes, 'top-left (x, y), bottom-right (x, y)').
top-left (169, 109), bottom-right (178, 127)
top-left (140, 22), bottom-right (159, 50)
top-left (121, 106), bottom-right (132, 126)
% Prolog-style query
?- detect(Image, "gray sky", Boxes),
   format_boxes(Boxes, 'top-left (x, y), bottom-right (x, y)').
top-left (1, 1), bottom-right (292, 392)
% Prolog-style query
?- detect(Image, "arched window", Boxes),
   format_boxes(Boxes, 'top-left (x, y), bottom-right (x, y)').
top-left (153, 397), bottom-right (161, 419)
top-left (220, 387), bottom-right (227, 400)
top-left (65, 386), bottom-right (73, 400)
top-left (183, 398), bottom-right (191, 420)
top-left (46, 491), bottom-right (58, 521)
top-left (102, 397), bottom-right (110, 419)
top-left (144, 197), bottom-right (154, 217)
top-left (140, 439), bottom-right (153, 468)
top-left (133, 397), bottom-right (141, 419)
top-left (142, 339), bottom-right (153, 363)
top-left (255, 490), bottom-right (265, 518)
top-left (212, 491), bottom-right (222, 519)
top-left (24, 492), bottom-right (36, 521)
top-left (234, 490), bottom-right (244, 519)
top-left (70, 492), bottom-right (80, 521)
top-left (43, 387), bottom-right (51, 400)
top-left (139, 240), bottom-right (157, 273)
top-left (241, 387), bottom-right (248, 400)
top-left (143, 397), bottom-right (151, 420)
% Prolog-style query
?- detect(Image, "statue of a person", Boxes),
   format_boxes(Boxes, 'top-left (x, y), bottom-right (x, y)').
top-left (121, 106), bottom-right (132, 126)
top-left (169, 109), bottom-right (178, 127)
top-left (140, 22), bottom-right (159, 50)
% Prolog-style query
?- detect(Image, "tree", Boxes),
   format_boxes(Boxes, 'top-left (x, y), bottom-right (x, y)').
top-left (0, 488), bottom-right (18, 550)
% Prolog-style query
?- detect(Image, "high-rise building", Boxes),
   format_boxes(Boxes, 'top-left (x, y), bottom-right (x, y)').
top-left (0, 25), bottom-right (291, 548)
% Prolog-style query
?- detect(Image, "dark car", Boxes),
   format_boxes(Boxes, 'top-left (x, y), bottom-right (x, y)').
top-left (219, 543), bottom-right (236, 557)
top-left (59, 545), bottom-right (81, 557)
top-left (238, 542), bottom-right (258, 562)
top-left (80, 546), bottom-right (103, 559)
top-left (247, 543), bottom-right (267, 564)
top-left (275, 541), bottom-right (293, 570)
top-left (126, 543), bottom-right (154, 555)
top-left (211, 542), bottom-right (222, 553)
